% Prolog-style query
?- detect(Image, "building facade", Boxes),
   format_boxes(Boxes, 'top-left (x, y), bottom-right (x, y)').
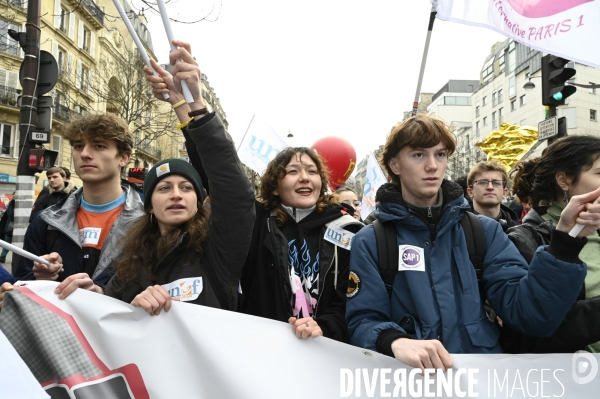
top-left (427, 80), bottom-right (479, 125)
top-left (472, 39), bottom-right (600, 144)
top-left (0, 0), bottom-right (228, 197)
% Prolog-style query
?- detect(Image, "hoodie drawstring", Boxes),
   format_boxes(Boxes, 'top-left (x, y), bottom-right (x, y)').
top-left (334, 245), bottom-right (339, 289)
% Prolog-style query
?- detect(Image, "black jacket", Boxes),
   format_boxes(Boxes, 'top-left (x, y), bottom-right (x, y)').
top-left (504, 208), bottom-right (600, 353)
top-left (29, 182), bottom-right (77, 222)
top-left (239, 202), bottom-right (362, 342)
top-left (469, 201), bottom-right (519, 233)
top-left (105, 113), bottom-right (255, 311)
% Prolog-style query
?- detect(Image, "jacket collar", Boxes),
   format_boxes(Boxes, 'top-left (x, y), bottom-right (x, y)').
top-left (41, 185), bottom-right (145, 279)
top-left (376, 180), bottom-right (469, 223)
top-left (48, 182), bottom-right (76, 196)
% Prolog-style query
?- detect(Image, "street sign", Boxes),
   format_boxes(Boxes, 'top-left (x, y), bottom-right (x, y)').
top-left (19, 50), bottom-right (58, 96)
top-left (30, 132), bottom-right (49, 143)
top-left (538, 116), bottom-right (558, 140)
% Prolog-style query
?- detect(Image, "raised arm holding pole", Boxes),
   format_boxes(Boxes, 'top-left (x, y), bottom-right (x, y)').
top-left (111, 0), bottom-right (169, 100)
top-left (156, 0), bottom-right (195, 104)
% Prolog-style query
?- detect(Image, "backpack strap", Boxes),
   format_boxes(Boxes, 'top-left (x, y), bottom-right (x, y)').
top-left (459, 211), bottom-right (487, 283)
top-left (373, 219), bottom-right (398, 297)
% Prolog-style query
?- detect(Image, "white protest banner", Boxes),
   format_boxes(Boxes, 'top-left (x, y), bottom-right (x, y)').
top-left (237, 115), bottom-right (290, 175)
top-left (0, 329), bottom-right (49, 399)
top-left (361, 152), bottom-right (386, 220)
top-left (1, 281), bottom-right (600, 398)
top-left (433, 0), bottom-right (600, 68)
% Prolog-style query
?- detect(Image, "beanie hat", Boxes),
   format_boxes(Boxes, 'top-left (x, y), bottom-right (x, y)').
top-left (143, 158), bottom-right (204, 208)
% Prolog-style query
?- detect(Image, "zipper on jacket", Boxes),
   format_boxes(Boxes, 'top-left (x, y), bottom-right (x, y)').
top-left (314, 254), bottom-right (336, 318)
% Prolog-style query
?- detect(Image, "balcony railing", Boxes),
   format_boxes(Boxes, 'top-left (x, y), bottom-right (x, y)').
top-left (53, 103), bottom-right (77, 122)
top-left (65, 0), bottom-right (104, 26)
top-left (0, 85), bottom-right (18, 107)
top-left (135, 138), bottom-right (161, 159)
top-left (5, 0), bottom-right (24, 7)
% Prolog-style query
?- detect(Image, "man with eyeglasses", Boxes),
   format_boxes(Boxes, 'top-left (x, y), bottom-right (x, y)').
top-left (466, 161), bottom-right (519, 232)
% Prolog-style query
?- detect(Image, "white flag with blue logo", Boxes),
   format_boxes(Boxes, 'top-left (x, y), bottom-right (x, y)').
top-left (360, 152), bottom-right (386, 220)
top-left (237, 115), bottom-right (290, 175)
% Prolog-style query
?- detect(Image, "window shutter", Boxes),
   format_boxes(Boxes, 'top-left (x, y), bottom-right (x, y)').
top-left (54, 0), bottom-right (61, 28)
top-left (68, 13), bottom-right (75, 40)
top-left (52, 40), bottom-right (59, 61)
top-left (52, 136), bottom-right (62, 166)
top-left (88, 69), bottom-right (94, 94)
top-left (20, 24), bottom-right (25, 58)
top-left (77, 20), bottom-right (84, 48)
top-left (13, 132), bottom-right (19, 159)
top-left (76, 59), bottom-right (82, 89)
top-left (7, 71), bottom-right (18, 89)
top-left (90, 31), bottom-right (95, 57)
top-left (67, 52), bottom-right (73, 81)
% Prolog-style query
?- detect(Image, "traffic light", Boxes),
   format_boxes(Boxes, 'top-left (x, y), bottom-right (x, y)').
top-left (541, 55), bottom-right (576, 106)
top-left (28, 148), bottom-right (59, 172)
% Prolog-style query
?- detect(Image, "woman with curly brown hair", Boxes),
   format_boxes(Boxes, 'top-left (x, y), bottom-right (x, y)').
top-left (504, 135), bottom-right (600, 353)
top-left (239, 147), bottom-right (363, 342)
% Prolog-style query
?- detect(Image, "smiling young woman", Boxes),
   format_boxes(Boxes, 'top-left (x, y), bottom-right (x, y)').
top-left (239, 147), bottom-right (363, 342)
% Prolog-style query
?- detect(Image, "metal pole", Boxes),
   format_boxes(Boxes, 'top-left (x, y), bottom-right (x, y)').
top-left (547, 105), bottom-right (559, 145)
top-left (411, 9), bottom-right (437, 117)
top-left (13, 0), bottom-right (41, 269)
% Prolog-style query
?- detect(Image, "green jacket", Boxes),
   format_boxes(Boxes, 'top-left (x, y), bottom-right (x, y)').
top-left (543, 201), bottom-right (600, 352)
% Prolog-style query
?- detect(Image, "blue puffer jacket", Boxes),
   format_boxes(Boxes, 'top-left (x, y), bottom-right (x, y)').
top-left (346, 181), bottom-right (588, 354)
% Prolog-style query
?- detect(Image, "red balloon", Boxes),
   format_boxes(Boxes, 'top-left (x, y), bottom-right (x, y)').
top-left (311, 137), bottom-right (357, 190)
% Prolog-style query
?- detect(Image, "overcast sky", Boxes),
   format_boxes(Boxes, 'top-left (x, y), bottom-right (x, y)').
top-left (130, 0), bottom-right (505, 166)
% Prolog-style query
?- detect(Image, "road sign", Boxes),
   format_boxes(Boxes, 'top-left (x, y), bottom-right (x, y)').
top-left (538, 116), bottom-right (558, 140)
top-left (30, 132), bottom-right (49, 143)
top-left (19, 50), bottom-right (58, 96)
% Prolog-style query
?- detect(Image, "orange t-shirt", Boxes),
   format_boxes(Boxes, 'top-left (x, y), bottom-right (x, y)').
top-left (76, 193), bottom-right (126, 276)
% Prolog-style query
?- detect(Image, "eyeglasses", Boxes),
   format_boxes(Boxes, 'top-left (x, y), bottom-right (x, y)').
top-left (342, 199), bottom-right (362, 207)
top-left (472, 179), bottom-right (506, 188)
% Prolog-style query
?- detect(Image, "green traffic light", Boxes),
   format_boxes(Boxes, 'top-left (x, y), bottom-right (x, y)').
top-left (552, 92), bottom-right (563, 101)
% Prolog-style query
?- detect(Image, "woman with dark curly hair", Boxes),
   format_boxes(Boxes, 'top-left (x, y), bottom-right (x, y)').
top-left (240, 147), bottom-right (363, 342)
top-left (504, 135), bottom-right (600, 353)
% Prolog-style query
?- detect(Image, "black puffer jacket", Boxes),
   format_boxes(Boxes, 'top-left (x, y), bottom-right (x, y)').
top-left (105, 114), bottom-right (255, 311)
top-left (504, 208), bottom-right (600, 353)
top-left (239, 203), bottom-right (362, 342)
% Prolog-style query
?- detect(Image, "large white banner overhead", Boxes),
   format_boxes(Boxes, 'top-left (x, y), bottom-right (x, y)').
top-left (433, 0), bottom-right (600, 68)
top-left (2, 282), bottom-right (600, 398)
top-left (237, 115), bottom-right (290, 175)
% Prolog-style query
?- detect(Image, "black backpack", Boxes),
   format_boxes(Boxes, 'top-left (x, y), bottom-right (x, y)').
top-left (373, 211), bottom-right (486, 297)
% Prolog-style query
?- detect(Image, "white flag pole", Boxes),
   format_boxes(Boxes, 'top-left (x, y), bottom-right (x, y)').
top-left (411, 7), bottom-right (437, 116)
top-left (237, 114), bottom-right (256, 152)
top-left (156, 0), bottom-right (195, 104)
top-left (0, 239), bottom-right (53, 267)
top-left (112, 0), bottom-right (169, 100)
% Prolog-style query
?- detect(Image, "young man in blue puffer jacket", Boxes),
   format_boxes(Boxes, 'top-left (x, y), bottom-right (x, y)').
top-left (346, 114), bottom-right (600, 373)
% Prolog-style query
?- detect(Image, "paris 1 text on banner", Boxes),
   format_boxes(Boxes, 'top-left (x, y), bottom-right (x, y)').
top-left (433, 0), bottom-right (600, 69)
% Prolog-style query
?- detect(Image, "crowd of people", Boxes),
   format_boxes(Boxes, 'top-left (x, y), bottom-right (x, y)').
top-left (1, 40), bottom-right (600, 374)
